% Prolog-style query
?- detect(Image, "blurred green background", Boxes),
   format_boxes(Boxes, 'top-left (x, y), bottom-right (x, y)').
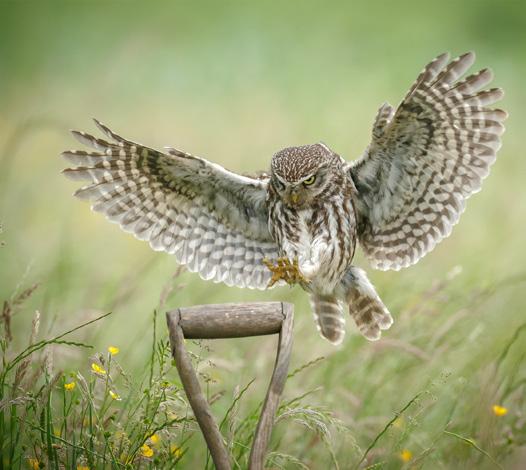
top-left (1, 1), bottom-right (525, 468)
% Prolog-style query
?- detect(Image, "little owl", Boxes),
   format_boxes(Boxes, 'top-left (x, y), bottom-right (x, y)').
top-left (63, 52), bottom-right (506, 344)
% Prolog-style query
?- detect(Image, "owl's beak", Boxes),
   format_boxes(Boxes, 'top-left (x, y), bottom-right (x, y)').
top-left (285, 188), bottom-right (302, 207)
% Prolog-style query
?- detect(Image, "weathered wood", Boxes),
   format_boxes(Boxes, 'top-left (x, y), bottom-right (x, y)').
top-left (249, 302), bottom-right (294, 469)
top-left (166, 310), bottom-right (232, 470)
top-left (166, 302), bottom-right (294, 470)
top-left (177, 302), bottom-right (285, 339)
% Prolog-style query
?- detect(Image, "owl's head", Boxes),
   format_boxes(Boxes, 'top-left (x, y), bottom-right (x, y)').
top-left (270, 143), bottom-right (343, 207)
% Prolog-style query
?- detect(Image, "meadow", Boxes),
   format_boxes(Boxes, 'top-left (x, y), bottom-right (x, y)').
top-left (1, 1), bottom-right (525, 468)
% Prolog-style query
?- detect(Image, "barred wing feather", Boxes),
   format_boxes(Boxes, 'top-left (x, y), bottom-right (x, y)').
top-left (349, 52), bottom-right (507, 270)
top-left (62, 119), bottom-right (279, 289)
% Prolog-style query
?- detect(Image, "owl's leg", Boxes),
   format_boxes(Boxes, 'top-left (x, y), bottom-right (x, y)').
top-left (337, 266), bottom-right (393, 340)
top-left (309, 293), bottom-right (346, 345)
top-left (263, 257), bottom-right (309, 287)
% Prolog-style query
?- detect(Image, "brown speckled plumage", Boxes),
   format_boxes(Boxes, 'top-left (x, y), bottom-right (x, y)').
top-left (62, 52), bottom-right (506, 344)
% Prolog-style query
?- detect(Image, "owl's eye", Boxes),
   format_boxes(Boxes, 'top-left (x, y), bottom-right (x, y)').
top-left (303, 175), bottom-right (316, 186)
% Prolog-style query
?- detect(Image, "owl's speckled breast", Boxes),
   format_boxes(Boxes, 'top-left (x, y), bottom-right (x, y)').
top-left (268, 197), bottom-right (357, 294)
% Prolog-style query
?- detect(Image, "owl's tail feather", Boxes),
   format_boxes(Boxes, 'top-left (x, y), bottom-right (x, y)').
top-left (339, 266), bottom-right (393, 341)
top-left (309, 294), bottom-right (346, 345)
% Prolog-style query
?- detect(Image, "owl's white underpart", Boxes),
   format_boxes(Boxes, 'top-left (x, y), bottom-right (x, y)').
top-left (63, 52), bottom-right (506, 344)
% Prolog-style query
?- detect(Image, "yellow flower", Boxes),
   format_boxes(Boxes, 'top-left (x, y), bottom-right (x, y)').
top-left (170, 443), bottom-right (183, 458)
top-left (64, 381), bottom-right (76, 391)
top-left (400, 449), bottom-right (413, 462)
top-left (149, 433), bottom-right (160, 445)
top-left (108, 346), bottom-right (120, 355)
top-left (140, 443), bottom-right (154, 458)
top-left (493, 405), bottom-right (508, 416)
top-left (109, 390), bottom-right (121, 401)
top-left (91, 363), bottom-right (106, 375)
top-left (77, 466), bottom-right (90, 470)
top-left (27, 458), bottom-right (40, 470)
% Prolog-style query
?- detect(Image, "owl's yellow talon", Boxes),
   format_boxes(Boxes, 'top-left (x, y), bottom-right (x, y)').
top-left (263, 257), bottom-right (308, 288)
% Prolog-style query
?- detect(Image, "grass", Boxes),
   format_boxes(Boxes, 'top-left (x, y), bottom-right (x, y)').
top-left (0, 276), bottom-right (349, 469)
top-left (1, 266), bottom-right (525, 468)
top-left (0, 298), bottom-right (191, 469)
top-left (1, 1), bottom-right (525, 467)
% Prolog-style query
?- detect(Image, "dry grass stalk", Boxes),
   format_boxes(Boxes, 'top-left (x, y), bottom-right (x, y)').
top-left (2, 283), bottom-right (39, 343)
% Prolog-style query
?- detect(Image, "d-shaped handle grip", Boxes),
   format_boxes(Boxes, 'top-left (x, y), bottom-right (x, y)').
top-left (176, 302), bottom-right (286, 339)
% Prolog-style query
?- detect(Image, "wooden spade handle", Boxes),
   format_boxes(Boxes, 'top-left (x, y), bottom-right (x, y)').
top-left (166, 302), bottom-right (294, 470)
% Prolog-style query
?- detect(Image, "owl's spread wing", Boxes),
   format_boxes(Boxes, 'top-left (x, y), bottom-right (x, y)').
top-left (348, 52), bottom-right (507, 271)
top-left (62, 119), bottom-right (279, 289)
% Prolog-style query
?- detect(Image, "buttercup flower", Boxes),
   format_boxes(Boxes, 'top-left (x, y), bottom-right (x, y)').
top-left (108, 346), bottom-right (120, 356)
top-left (170, 443), bottom-right (183, 458)
top-left (64, 381), bottom-right (76, 391)
top-left (493, 405), bottom-right (508, 416)
top-left (109, 390), bottom-right (121, 401)
top-left (27, 458), bottom-right (40, 470)
top-left (91, 363), bottom-right (106, 375)
top-left (400, 449), bottom-right (413, 462)
top-left (140, 443), bottom-right (154, 458)
top-left (149, 433), bottom-right (160, 445)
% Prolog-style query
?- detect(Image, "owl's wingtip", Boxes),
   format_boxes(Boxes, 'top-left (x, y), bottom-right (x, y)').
top-left (92, 118), bottom-right (109, 134)
top-left (434, 51), bottom-right (451, 63)
top-left (460, 50), bottom-right (476, 60)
